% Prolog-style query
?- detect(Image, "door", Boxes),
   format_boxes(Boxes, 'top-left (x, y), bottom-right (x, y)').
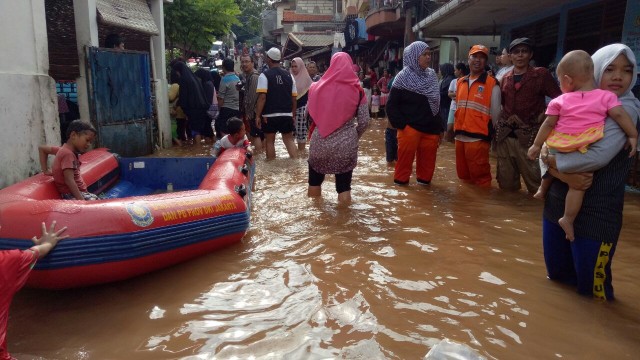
top-left (87, 47), bottom-right (153, 157)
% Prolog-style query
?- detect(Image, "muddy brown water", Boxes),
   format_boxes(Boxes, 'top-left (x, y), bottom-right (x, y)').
top-left (9, 120), bottom-right (640, 359)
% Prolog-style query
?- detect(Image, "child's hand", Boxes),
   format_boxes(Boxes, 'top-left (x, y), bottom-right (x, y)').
top-left (527, 145), bottom-right (541, 161)
top-left (31, 221), bottom-right (68, 246)
top-left (42, 169), bottom-right (52, 176)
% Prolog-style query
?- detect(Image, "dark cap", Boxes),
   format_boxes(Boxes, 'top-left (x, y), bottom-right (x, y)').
top-left (509, 38), bottom-right (533, 53)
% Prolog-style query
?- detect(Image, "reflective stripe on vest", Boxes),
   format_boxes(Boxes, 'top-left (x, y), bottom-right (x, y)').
top-left (454, 73), bottom-right (496, 141)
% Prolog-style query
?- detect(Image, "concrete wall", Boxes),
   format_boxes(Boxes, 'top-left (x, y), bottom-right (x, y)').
top-left (297, 0), bottom-right (334, 14)
top-left (429, 35), bottom-right (501, 66)
top-left (150, 0), bottom-right (171, 149)
top-left (0, 0), bottom-right (59, 188)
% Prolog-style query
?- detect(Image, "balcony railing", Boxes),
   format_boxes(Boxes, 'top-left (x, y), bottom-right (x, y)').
top-left (368, 0), bottom-right (402, 13)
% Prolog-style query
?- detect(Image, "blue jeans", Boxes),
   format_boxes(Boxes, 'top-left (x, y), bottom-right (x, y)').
top-left (543, 218), bottom-right (617, 300)
top-left (385, 128), bottom-right (398, 162)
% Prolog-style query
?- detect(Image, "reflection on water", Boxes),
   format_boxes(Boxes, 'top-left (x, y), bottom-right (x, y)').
top-left (9, 121), bottom-right (640, 359)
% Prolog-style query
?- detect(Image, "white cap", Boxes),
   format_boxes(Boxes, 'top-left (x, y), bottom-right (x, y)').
top-left (266, 47), bottom-right (281, 61)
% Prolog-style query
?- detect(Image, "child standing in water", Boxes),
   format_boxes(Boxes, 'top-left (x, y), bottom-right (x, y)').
top-left (528, 50), bottom-right (637, 240)
top-left (370, 87), bottom-right (381, 120)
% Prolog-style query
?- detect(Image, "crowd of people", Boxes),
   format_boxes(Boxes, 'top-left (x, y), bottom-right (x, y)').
top-left (164, 39), bottom-right (640, 304)
top-left (132, 39), bottom-right (640, 305)
top-left (179, 39), bottom-right (639, 303)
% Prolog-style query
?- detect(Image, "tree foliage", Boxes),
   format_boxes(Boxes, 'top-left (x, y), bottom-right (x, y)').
top-left (232, 0), bottom-right (270, 44)
top-left (165, 0), bottom-right (240, 56)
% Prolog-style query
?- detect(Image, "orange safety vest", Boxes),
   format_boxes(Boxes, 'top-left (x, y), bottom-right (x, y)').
top-left (454, 72), bottom-right (496, 141)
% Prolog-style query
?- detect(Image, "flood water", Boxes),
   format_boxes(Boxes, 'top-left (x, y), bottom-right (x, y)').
top-left (9, 120), bottom-right (640, 359)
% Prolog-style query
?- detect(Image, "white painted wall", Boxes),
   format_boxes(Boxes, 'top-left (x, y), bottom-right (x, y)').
top-left (150, 0), bottom-right (172, 149)
top-left (0, 0), bottom-right (59, 188)
top-left (297, 0), bottom-right (334, 15)
top-left (73, 0), bottom-right (99, 125)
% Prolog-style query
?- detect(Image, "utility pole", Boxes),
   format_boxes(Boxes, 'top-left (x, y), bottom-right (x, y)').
top-left (403, 1), bottom-right (414, 47)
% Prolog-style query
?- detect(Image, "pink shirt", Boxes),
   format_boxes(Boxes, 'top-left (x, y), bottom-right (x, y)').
top-left (546, 89), bottom-right (621, 134)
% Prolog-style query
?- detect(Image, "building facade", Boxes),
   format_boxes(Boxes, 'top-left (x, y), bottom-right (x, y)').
top-left (0, 0), bottom-right (171, 188)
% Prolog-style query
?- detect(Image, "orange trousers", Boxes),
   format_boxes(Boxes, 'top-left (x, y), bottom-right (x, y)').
top-left (394, 126), bottom-right (440, 183)
top-left (455, 140), bottom-right (492, 187)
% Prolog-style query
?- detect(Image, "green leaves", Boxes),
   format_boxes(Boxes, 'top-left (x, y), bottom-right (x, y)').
top-left (232, 0), bottom-right (270, 43)
top-left (165, 0), bottom-right (240, 55)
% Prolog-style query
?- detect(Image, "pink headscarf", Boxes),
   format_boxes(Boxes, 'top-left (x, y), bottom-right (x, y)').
top-left (290, 57), bottom-right (313, 99)
top-left (307, 52), bottom-right (361, 138)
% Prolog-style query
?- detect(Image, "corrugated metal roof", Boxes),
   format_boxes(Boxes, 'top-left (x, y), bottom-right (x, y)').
top-left (97, 0), bottom-right (159, 35)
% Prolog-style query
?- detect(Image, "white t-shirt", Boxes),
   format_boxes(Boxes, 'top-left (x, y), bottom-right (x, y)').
top-left (448, 79), bottom-right (458, 111)
top-left (495, 65), bottom-right (513, 83)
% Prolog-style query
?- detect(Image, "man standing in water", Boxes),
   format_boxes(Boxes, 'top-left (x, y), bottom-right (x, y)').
top-left (254, 48), bottom-right (298, 160)
top-left (241, 54), bottom-right (263, 153)
top-left (495, 38), bottom-right (561, 194)
top-left (453, 44), bottom-right (501, 187)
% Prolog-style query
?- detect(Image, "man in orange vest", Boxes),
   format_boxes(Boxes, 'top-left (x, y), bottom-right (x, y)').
top-left (453, 45), bottom-right (502, 187)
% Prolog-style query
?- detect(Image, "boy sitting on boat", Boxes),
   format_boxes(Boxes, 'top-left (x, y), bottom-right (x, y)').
top-left (211, 117), bottom-right (251, 158)
top-left (38, 120), bottom-right (99, 200)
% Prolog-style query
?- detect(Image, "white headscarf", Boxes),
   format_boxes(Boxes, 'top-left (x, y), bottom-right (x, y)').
top-left (592, 44), bottom-right (640, 122)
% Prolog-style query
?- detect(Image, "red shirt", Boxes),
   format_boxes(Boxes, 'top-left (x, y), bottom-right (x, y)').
top-left (1, 249), bottom-right (39, 360)
top-left (368, 70), bottom-right (378, 87)
top-left (52, 144), bottom-right (87, 195)
top-left (497, 66), bottom-right (561, 146)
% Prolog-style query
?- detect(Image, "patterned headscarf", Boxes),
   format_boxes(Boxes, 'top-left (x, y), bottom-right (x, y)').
top-left (391, 41), bottom-right (440, 116)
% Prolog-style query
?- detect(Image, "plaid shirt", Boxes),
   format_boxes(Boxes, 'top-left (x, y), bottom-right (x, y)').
top-left (497, 66), bottom-right (561, 147)
top-left (242, 70), bottom-right (260, 120)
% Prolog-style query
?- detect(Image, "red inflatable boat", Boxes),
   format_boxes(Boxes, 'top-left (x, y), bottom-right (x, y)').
top-left (0, 148), bottom-right (253, 289)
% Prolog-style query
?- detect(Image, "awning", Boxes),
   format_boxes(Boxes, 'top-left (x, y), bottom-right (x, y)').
top-left (97, 0), bottom-right (159, 35)
top-left (283, 32), bottom-right (336, 60)
top-left (289, 33), bottom-right (335, 47)
top-left (412, 0), bottom-right (568, 36)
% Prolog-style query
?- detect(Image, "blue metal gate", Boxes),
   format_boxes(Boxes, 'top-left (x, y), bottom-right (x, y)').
top-left (87, 47), bottom-right (153, 157)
